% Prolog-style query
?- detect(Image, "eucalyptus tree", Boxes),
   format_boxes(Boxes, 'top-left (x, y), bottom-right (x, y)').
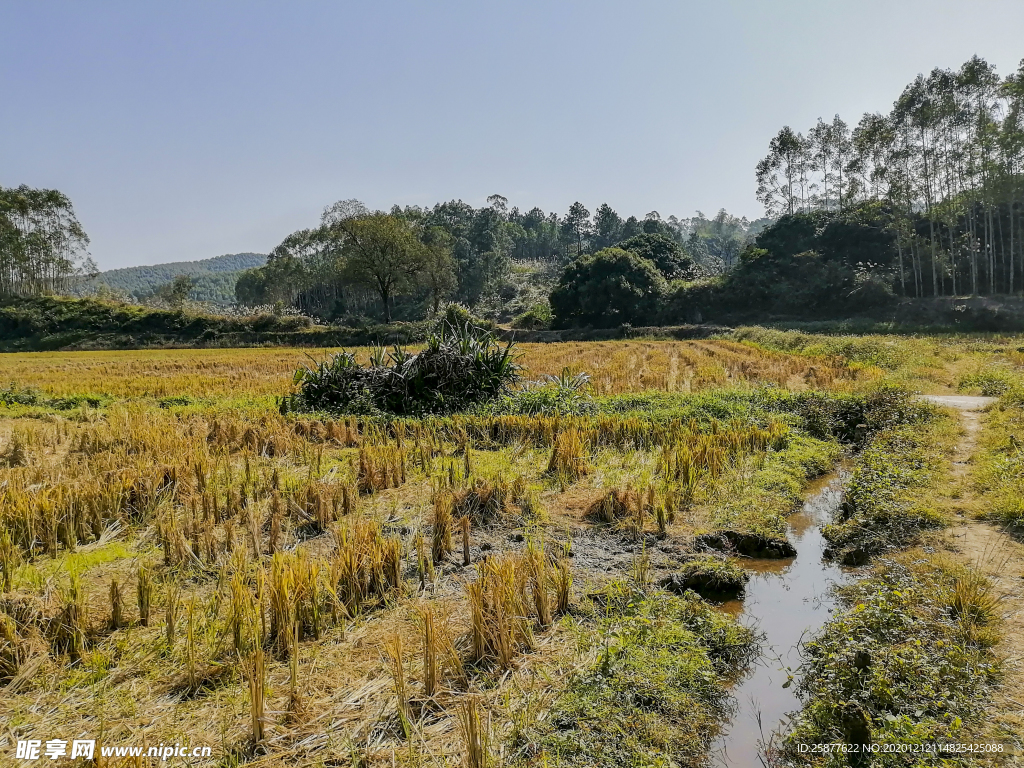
top-left (0, 185), bottom-right (93, 296)
top-left (755, 126), bottom-right (807, 216)
top-left (754, 55), bottom-right (1024, 298)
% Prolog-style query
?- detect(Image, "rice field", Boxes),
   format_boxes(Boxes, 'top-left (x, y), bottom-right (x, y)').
top-left (0, 338), bottom-right (872, 400)
top-left (0, 334), bottom-right (1019, 766)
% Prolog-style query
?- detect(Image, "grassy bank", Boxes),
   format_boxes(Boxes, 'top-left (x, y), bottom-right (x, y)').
top-left (783, 550), bottom-right (1002, 764)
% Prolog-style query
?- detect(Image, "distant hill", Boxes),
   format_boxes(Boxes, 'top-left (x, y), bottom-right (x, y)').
top-left (79, 252), bottom-right (268, 305)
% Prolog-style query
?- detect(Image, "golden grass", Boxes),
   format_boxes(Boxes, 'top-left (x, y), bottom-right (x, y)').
top-left (0, 339), bottom-right (867, 399)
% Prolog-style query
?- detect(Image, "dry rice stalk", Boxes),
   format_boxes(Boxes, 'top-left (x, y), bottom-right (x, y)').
top-left (529, 546), bottom-right (552, 629)
top-left (432, 492), bottom-right (454, 564)
top-left (554, 559), bottom-right (573, 616)
top-left (461, 515), bottom-right (471, 566)
top-left (53, 571), bottom-right (88, 662)
top-left (458, 696), bottom-right (491, 768)
top-left (0, 530), bottom-right (18, 592)
top-left (286, 621), bottom-right (305, 720)
top-left (109, 579), bottom-right (124, 630)
top-left (165, 585), bottom-right (180, 649)
top-left (383, 633), bottom-right (411, 726)
top-left (417, 604), bottom-right (439, 699)
top-left (245, 647), bottom-right (267, 746)
top-left (546, 427), bottom-right (591, 481)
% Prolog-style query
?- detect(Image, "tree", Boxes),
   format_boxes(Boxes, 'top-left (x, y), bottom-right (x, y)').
top-left (756, 127), bottom-right (807, 216)
top-left (617, 233), bottom-right (697, 279)
top-left (0, 185), bottom-right (93, 296)
top-left (591, 203), bottom-right (623, 250)
top-left (754, 55), bottom-right (1024, 298)
top-left (620, 215), bottom-right (643, 240)
top-left (563, 202), bottom-right (591, 256)
top-left (165, 275), bottom-right (194, 308)
top-left (420, 227), bottom-right (457, 314)
top-left (337, 213), bottom-right (428, 322)
top-left (549, 247), bottom-right (667, 327)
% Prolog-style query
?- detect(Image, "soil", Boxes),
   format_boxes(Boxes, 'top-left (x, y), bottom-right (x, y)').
top-left (927, 395), bottom-right (1024, 762)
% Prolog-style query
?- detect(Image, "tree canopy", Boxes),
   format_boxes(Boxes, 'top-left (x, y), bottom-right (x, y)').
top-left (549, 248), bottom-right (667, 327)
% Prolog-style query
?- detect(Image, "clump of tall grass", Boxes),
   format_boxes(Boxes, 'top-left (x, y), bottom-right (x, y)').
top-left (245, 648), bottom-right (267, 747)
top-left (357, 445), bottom-right (407, 493)
top-left (546, 427), bottom-right (591, 481)
top-left (136, 565), bottom-right (153, 627)
top-left (383, 633), bottom-right (411, 729)
top-left (331, 520), bottom-right (404, 617)
top-left (108, 579), bottom-right (124, 630)
top-left (165, 585), bottom-right (180, 649)
top-left (269, 551), bottom-right (326, 654)
top-left (467, 552), bottom-right (553, 669)
top-left (52, 571), bottom-right (88, 661)
top-left (432, 492), bottom-right (454, 564)
top-left (458, 696), bottom-right (491, 768)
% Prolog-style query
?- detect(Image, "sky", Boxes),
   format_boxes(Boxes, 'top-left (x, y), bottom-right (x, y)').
top-left (3, 1), bottom-right (1024, 271)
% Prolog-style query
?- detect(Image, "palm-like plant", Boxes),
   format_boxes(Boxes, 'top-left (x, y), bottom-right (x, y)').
top-left (283, 321), bottom-right (521, 416)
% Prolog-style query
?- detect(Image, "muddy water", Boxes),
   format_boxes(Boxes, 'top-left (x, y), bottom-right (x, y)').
top-left (709, 471), bottom-right (852, 767)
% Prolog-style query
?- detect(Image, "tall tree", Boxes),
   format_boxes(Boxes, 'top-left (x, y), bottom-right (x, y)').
top-left (563, 202), bottom-right (591, 257)
top-left (0, 185), bottom-right (93, 296)
top-left (337, 213), bottom-right (428, 322)
top-left (591, 203), bottom-right (623, 250)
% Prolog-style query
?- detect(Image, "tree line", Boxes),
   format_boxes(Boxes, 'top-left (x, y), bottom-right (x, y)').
top-left (0, 185), bottom-right (94, 298)
top-left (236, 195), bottom-right (766, 323)
top-left (756, 55), bottom-right (1024, 298)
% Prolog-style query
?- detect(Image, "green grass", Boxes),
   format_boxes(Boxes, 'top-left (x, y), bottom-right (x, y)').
top-left (706, 432), bottom-right (840, 541)
top-left (784, 551), bottom-right (1001, 764)
top-left (522, 589), bottom-right (756, 767)
top-left (973, 386), bottom-right (1024, 527)
top-left (822, 415), bottom-right (952, 565)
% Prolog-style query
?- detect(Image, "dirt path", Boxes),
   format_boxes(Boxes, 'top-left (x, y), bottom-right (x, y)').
top-left (926, 396), bottom-right (1024, 760)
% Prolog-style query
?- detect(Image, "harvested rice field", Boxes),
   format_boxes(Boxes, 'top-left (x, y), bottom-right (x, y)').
top-left (1, 330), bottom-right (1023, 767)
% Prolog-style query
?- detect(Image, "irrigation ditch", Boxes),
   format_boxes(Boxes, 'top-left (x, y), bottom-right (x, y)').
top-left (709, 469), bottom-right (854, 767)
top-left (708, 394), bottom-right (1000, 766)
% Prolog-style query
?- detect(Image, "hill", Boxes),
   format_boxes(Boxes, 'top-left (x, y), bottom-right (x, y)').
top-left (79, 252), bottom-right (267, 305)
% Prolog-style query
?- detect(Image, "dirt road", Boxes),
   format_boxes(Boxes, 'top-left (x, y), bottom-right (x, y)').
top-left (926, 395), bottom-right (1023, 762)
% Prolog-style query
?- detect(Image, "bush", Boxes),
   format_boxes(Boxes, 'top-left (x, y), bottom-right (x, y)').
top-left (532, 591), bottom-right (755, 767)
top-left (511, 302), bottom-right (552, 330)
top-left (283, 322), bottom-right (521, 416)
top-left (550, 248), bottom-right (667, 328)
top-left (784, 553), bottom-right (999, 759)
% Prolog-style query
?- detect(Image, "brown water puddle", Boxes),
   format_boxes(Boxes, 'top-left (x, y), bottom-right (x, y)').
top-left (709, 470), bottom-right (853, 767)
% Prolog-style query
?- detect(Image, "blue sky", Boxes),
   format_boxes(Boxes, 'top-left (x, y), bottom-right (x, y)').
top-left (4, 0), bottom-right (1024, 270)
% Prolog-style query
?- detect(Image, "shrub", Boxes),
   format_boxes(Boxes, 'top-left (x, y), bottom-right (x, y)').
top-left (531, 592), bottom-right (755, 766)
top-left (784, 553), bottom-right (999, 759)
top-left (550, 248), bottom-right (667, 328)
top-left (283, 322), bottom-right (521, 416)
top-left (511, 302), bottom-right (552, 330)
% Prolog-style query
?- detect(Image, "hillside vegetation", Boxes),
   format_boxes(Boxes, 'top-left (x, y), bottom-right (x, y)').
top-left (78, 252), bottom-right (267, 305)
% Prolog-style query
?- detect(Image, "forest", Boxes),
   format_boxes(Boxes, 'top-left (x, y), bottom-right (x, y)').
top-left (79, 253), bottom-right (267, 306)
top-left (228, 56), bottom-right (1024, 329)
